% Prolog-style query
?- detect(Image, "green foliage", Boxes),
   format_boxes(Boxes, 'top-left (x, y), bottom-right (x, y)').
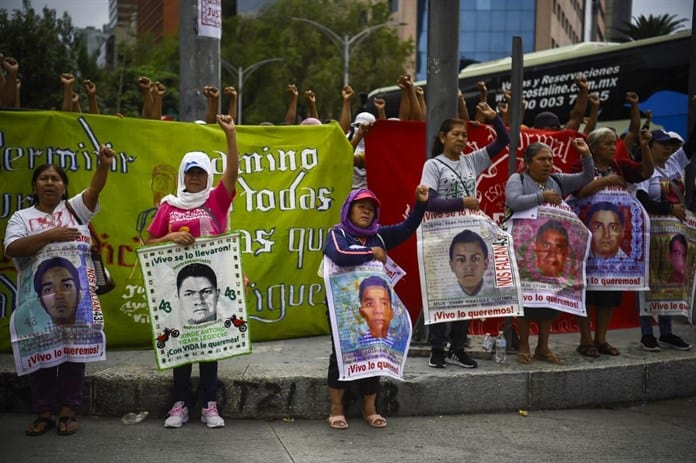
top-left (100, 35), bottom-right (180, 117)
top-left (617, 13), bottom-right (688, 41)
top-left (221, 0), bottom-right (413, 124)
top-left (1, 0), bottom-right (413, 123)
top-left (0, 0), bottom-right (84, 109)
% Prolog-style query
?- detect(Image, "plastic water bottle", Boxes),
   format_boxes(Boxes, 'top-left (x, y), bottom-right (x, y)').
top-left (482, 333), bottom-right (493, 353)
top-left (495, 331), bottom-right (507, 364)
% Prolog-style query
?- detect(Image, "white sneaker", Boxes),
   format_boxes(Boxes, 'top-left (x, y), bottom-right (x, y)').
top-left (164, 401), bottom-right (189, 428)
top-left (201, 401), bottom-right (225, 428)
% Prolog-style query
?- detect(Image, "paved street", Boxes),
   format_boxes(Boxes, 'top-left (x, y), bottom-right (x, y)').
top-left (2, 397), bottom-right (695, 462)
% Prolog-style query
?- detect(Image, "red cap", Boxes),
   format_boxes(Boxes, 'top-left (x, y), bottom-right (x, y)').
top-left (353, 190), bottom-right (381, 207)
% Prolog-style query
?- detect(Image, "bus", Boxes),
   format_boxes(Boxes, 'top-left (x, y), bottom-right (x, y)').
top-left (365, 31), bottom-right (692, 136)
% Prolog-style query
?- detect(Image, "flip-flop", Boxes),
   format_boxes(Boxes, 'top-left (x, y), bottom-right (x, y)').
top-left (363, 413), bottom-right (387, 429)
top-left (327, 415), bottom-right (349, 430)
top-left (534, 350), bottom-right (563, 364)
top-left (516, 352), bottom-right (532, 364)
top-left (576, 344), bottom-right (600, 358)
top-left (57, 416), bottom-right (79, 436)
top-left (595, 342), bottom-right (620, 356)
top-left (25, 416), bottom-right (55, 436)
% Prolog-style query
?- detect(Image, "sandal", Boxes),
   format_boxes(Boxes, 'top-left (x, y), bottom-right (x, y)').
top-left (25, 416), bottom-right (55, 436)
top-left (328, 415), bottom-right (349, 430)
top-left (534, 350), bottom-right (563, 364)
top-left (576, 344), bottom-right (600, 358)
top-left (363, 413), bottom-right (387, 429)
top-left (57, 416), bottom-right (80, 436)
top-left (595, 342), bottom-right (620, 356)
top-left (516, 352), bottom-right (532, 364)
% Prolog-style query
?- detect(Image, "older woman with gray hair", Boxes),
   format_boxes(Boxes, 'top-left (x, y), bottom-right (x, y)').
top-left (571, 126), bottom-right (653, 357)
top-left (505, 140), bottom-right (594, 364)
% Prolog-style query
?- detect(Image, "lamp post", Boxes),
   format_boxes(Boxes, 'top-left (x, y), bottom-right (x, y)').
top-left (291, 17), bottom-right (404, 87)
top-left (221, 58), bottom-right (282, 124)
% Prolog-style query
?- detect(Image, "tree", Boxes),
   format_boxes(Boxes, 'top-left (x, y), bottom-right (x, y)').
top-left (0, 0), bottom-right (88, 109)
top-left (220, 0), bottom-right (414, 124)
top-left (617, 13), bottom-right (688, 41)
top-left (100, 34), bottom-right (180, 118)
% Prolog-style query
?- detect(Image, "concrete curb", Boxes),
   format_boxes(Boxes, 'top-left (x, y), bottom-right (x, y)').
top-left (1, 325), bottom-right (695, 420)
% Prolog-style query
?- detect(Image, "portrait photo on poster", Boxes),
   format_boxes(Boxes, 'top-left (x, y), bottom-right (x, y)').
top-left (32, 255), bottom-right (92, 326)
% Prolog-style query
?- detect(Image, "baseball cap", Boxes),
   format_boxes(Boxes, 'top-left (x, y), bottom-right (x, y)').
top-left (651, 129), bottom-right (683, 143)
top-left (667, 131), bottom-right (684, 144)
top-left (351, 112), bottom-right (376, 127)
top-left (534, 111), bottom-right (561, 130)
top-left (352, 190), bottom-right (381, 207)
top-left (183, 159), bottom-right (207, 172)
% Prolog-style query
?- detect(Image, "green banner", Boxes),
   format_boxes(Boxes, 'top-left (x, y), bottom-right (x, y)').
top-left (0, 110), bottom-right (353, 351)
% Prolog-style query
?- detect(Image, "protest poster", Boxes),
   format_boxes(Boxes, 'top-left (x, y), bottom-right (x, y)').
top-left (567, 188), bottom-right (650, 290)
top-left (136, 233), bottom-right (250, 369)
top-left (639, 212), bottom-right (696, 322)
top-left (507, 203), bottom-right (590, 316)
top-left (0, 111), bottom-right (353, 353)
top-left (323, 258), bottom-right (411, 381)
top-left (417, 209), bottom-right (523, 325)
top-left (9, 229), bottom-right (106, 376)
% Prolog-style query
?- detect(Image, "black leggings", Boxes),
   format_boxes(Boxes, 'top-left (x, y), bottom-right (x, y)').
top-left (326, 309), bottom-right (379, 395)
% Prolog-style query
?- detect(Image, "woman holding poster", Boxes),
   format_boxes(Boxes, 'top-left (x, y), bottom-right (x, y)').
top-left (419, 103), bottom-right (509, 369)
top-left (570, 127), bottom-right (653, 358)
top-left (145, 114), bottom-right (239, 429)
top-left (505, 140), bottom-right (594, 365)
top-left (3, 145), bottom-right (116, 436)
top-left (634, 124), bottom-right (695, 352)
top-left (324, 186), bottom-right (428, 430)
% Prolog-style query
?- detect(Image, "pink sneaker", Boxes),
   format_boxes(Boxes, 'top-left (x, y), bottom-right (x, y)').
top-left (164, 401), bottom-right (189, 428)
top-left (201, 401), bottom-right (225, 428)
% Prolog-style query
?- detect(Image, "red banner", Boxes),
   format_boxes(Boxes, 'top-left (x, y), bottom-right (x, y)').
top-left (365, 120), bottom-right (639, 333)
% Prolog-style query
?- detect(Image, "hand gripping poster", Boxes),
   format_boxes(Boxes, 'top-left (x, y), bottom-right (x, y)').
top-left (136, 233), bottom-right (250, 369)
top-left (506, 204), bottom-right (590, 316)
top-left (417, 209), bottom-right (523, 325)
top-left (639, 212), bottom-right (696, 322)
top-left (567, 188), bottom-right (650, 290)
top-left (10, 228), bottom-right (106, 376)
top-left (323, 258), bottom-right (411, 381)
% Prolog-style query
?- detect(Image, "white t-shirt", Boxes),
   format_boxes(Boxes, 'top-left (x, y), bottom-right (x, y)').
top-left (633, 148), bottom-right (689, 202)
top-left (3, 191), bottom-right (96, 269)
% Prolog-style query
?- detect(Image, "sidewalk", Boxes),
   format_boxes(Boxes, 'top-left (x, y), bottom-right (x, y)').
top-left (1, 323), bottom-right (695, 420)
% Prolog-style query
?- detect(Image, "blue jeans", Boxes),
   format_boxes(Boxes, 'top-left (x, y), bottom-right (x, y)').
top-left (639, 315), bottom-right (672, 337)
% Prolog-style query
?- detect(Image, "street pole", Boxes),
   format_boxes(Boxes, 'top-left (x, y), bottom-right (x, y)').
top-left (179, 0), bottom-right (220, 122)
top-left (291, 17), bottom-right (404, 87)
top-left (221, 58), bottom-right (282, 124)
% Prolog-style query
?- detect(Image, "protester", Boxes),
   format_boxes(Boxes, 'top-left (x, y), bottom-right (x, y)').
top-left (572, 127), bottom-right (653, 357)
top-left (533, 75), bottom-right (588, 131)
top-left (350, 111), bottom-right (377, 189)
top-left (505, 139), bottom-right (594, 364)
top-left (145, 114), bottom-right (239, 428)
top-left (634, 119), bottom-right (695, 352)
top-left (324, 185), bottom-right (429, 430)
top-left (420, 103), bottom-right (509, 369)
top-left (0, 55), bottom-right (20, 107)
top-left (4, 145), bottom-right (116, 436)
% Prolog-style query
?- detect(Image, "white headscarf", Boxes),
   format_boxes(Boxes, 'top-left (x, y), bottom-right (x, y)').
top-left (160, 151), bottom-right (214, 210)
